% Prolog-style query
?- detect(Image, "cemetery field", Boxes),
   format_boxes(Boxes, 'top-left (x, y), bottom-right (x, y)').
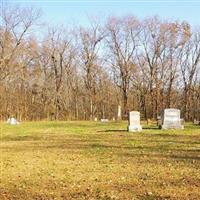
top-left (0, 121), bottom-right (200, 200)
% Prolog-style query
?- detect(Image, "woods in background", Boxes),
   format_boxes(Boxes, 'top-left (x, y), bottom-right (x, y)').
top-left (0, 6), bottom-right (200, 121)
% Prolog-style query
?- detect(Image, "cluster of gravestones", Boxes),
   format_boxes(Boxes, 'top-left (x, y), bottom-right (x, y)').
top-left (5, 108), bottom-right (199, 128)
top-left (128, 108), bottom-right (184, 132)
top-left (6, 117), bottom-right (20, 125)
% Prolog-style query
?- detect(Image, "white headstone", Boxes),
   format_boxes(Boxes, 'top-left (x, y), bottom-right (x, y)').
top-left (94, 117), bottom-right (98, 121)
top-left (7, 117), bottom-right (19, 125)
top-left (161, 109), bottom-right (183, 129)
top-left (128, 111), bottom-right (142, 132)
top-left (194, 119), bottom-right (200, 125)
top-left (6, 118), bottom-right (11, 124)
top-left (117, 105), bottom-right (121, 120)
top-left (101, 119), bottom-right (109, 122)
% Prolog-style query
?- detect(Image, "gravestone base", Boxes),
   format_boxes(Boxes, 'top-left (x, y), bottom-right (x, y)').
top-left (162, 124), bottom-right (184, 130)
top-left (101, 119), bottom-right (109, 122)
top-left (194, 119), bottom-right (200, 125)
top-left (128, 125), bottom-right (142, 132)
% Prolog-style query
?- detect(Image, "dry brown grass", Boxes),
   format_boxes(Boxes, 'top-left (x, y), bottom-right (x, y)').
top-left (0, 121), bottom-right (200, 200)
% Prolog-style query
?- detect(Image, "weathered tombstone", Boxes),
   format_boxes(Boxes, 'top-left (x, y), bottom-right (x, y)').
top-left (194, 119), bottom-right (200, 125)
top-left (94, 117), bottom-right (98, 121)
top-left (157, 116), bottom-right (162, 127)
top-left (7, 117), bottom-right (19, 125)
top-left (180, 118), bottom-right (185, 126)
top-left (101, 119), bottom-right (109, 122)
top-left (128, 111), bottom-right (142, 132)
top-left (117, 105), bottom-right (121, 120)
top-left (6, 118), bottom-right (11, 124)
top-left (161, 109), bottom-right (184, 129)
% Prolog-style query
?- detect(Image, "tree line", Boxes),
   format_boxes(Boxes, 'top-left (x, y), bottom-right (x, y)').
top-left (0, 6), bottom-right (200, 121)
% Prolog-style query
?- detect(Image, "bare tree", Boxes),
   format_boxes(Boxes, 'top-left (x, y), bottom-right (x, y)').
top-left (1, 6), bottom-right (200, 121)
top-left (0, 6), bottom-right (41, 81)
top-left (106, 16), bottom-right (140, 118)
top-left (180, 29), bottom-right (200, 120)
top-left (79, 22), bottom-right (105, 120)
top-left (41, 28), bottom-right (76, 120)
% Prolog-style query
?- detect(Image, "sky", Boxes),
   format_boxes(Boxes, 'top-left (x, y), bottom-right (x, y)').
top-left (2, 0), bottom-right (200, 28)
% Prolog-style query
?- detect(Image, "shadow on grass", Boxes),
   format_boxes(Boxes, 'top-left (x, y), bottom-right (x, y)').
top-left (171, 155), bottom-right (200, 161)
top-left (1, 128), bottom-right (200, 162)
top-left (1, 136), bottom-right (200, 161)
top-left (142, 127), bottom-right (160, 130)
top-left (97, 129), bottom-right (127, 133)
top-left (1, 135), bottom-right (41, 141)
top-left (97, 127), bottom-right (160, 132)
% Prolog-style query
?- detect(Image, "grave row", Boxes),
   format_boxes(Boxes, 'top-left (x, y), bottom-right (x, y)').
top-left (128, 108), bottom-right (184, 132)
top-left (6, 109), bottom-right (200, 130)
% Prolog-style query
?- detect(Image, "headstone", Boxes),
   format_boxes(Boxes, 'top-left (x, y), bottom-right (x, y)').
top-left (117, 105), bottom-right (121, 120)
top-left (161, 109), bottom-right (183, 129)
top-left (128, 111), bottom-right (142, 132)
top-left (7, 117), bottom-right (19, 125)
top-left (112, 117), bottom-right (115, 121)
top-left (194, 119), bottom-right (200, 125)
top-left (180, 118), bottom-right (185, 126)
top-left (94, 117), bottom-right (98, 121)
top-left (157, 116), bottom-right (162, 127)
top-left (6, 118), bottom-right (11, 124)
top-left (101, 119), bottom-right (109, 122)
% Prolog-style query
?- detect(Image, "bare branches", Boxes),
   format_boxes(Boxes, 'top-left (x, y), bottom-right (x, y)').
top-left (1, 8), bottom-right (200, 121)
top-left (0, 6), bottom-right (41, 81)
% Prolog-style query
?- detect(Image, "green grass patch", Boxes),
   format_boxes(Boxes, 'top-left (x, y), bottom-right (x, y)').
top-left (0, 121), bottom-right (200, 199)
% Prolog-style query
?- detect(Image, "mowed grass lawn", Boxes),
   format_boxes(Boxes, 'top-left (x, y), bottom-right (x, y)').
top-left (0, 121), bottom-right (200, 200)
